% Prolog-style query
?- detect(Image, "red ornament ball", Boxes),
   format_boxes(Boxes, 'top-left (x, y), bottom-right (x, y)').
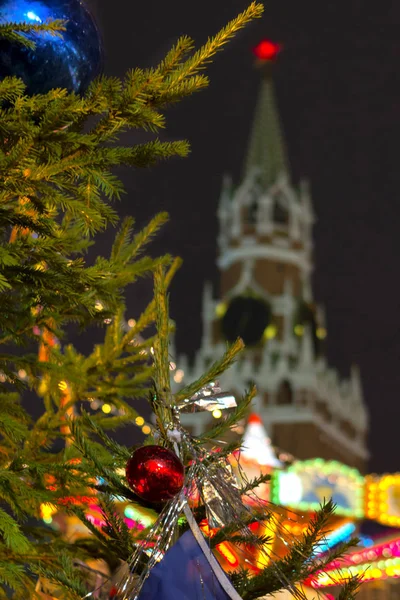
top-left (126, 445), bottom-right (185, 503)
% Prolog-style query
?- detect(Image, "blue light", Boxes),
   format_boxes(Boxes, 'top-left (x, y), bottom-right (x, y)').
top-left (26, 10), bottom-right (42, 22)
top-left (313, 523), bottom-right (356, 556)
top-left (359, 536), bottom-right (374, 548)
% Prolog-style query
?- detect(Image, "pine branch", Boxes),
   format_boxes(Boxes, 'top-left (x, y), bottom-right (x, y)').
top-left (174, 338), bottom-right (245, 405)
top-left (239, 473), bottom-right (272, 496)
top-left (166, 3), bottom-right (264, 90)
top-left (337, 577), bottom-right (362, 600)
top-left (0, 19), bottom-right (66, 49)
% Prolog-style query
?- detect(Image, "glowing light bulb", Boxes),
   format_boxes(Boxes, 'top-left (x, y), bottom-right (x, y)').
top-left (135, 416), bottom-right (145, 427)
top-left (142, 425), bottom-right (151, 435)
top-left (26, 11), bottom-right (42, 22)
top-left (102, 403), bottom-right (112, 414)
top-left (212, 409), bottom-right (222, 419)
top-left (169, 362), bottom-right (176, 371)
top-left (18, 369), bottom-right (27, 379)
top-left (294, 324), bottom-right (304, 337)
top-left (215, 302), bottom-right (227, 318)
top-left (95, 301), bottom-right (104, 312)
top-left (174, 369), bottom-right (184, 383)
top-left (128, 319), bottom-right (136, 328)
top-left (316, 327), bottom-right (327, 340)
top-left (253, 39), bottom-right (281, 61)
top-left (40, 503), bottom-right (57, 524)
top-left (58, 380), bottom-right (68, 391)
top-left (263, 324), bottom-right (277, 340)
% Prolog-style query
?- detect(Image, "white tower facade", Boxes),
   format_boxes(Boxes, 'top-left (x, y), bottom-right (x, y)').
top-left (173, 45), bottom-right (369, 471)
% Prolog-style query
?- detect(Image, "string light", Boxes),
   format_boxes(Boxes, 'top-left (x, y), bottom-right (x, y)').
top-left (366, 474), bottom-right (400, 526)
top-left (102, 404), bottom-right (112, 414)
top-left (215, 302), bottom-right (227, 318)
top-left (316, 327), bottom-right (327, 340)
top-left (17, 369), bottom-right (27, 379)
top-left (128, 319), bottom-right (136, 328)
top-left (174, 369), bottom-right (184, 384)
top-left (263, 324), bottom-right (277, 340)
top-left (169, 362), bottom-right (176, 371)
top-left (40, 503), bottom-right (57, 524)
top-left (294, 324), bottom-right (304, 336)
top-left (142, 425), bottom-right (151, 435)
top-left (135, 416), bottom-right (145, 426)
top-left (124, 505), bottom-right (155, 528)
top-left (58, 380), bottom-right (68, 391)
top-left (212, 409), bottom-right (222, 419)
top-left (94, 301), bottom-right (104, 312)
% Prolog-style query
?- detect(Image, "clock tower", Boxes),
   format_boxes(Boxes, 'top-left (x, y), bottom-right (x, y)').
top-left (173, 41), bottom-right (368, 472)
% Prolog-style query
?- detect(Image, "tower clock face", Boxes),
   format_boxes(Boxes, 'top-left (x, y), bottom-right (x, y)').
top-left (221, 295), bottom-right (271, 346)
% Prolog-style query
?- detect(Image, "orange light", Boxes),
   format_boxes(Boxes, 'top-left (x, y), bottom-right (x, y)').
top-left (217, 543), bottom-right (239, 567)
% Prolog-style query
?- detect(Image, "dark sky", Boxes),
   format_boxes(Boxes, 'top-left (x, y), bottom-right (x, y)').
top-left (88, 0), bottom-right (400, 474)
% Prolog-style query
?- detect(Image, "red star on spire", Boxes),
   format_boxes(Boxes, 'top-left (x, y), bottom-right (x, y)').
top-left (253, 39), bottom-right (281, 62)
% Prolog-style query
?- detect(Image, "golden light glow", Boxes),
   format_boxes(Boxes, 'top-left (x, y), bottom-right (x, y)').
top-left (294, 324), bottom-right (305, 337)
top-left (215, 302), bottom-right (227, 318)
top-left (174, 369), bottom-right (184, 384)
top-left (316, 327), bottom-right (327, 340)
top-left (142, 425), bottom-right (151, 435)
top-left (169, 362), bottom-right (176, 371)
top-left (366, 474), bottom-right (400, 527)
top-left (40, 503), bottom-right (57, 524)
top-left (263, 324), bottom-right (277, 340)
top-left (212, 409), bottom-right (222, 419)
top-left (128, 319), bottom-right (136, 328)
top-left (95, 301), bottom-right (104, 312)
top-left (18, 369), bottom-right (27, 379)
top-left (135, 416), bottom-right (145, 427)
top-left (58, 380), bottom-right (68, 391)
top-left (34, 261), bottom-right (46, 272)
top-left (102, 403), bottom-right (112, 414)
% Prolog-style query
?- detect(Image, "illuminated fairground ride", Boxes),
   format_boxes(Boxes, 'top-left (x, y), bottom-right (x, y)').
top-left (40, 414), bottom-right (400, 599)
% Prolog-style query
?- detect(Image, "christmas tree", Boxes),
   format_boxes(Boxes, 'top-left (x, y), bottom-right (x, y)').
top-left (0, 2), bottom-right (361, 599)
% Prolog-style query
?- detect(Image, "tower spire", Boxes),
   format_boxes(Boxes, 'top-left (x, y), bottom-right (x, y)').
top-left (243, 40), bottom-right (289, 189)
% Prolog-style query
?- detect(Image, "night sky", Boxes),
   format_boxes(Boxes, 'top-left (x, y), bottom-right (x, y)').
top-left (88, 0), bottom-right (400, 474)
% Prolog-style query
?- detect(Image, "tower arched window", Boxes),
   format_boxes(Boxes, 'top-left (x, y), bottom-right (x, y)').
top-left (276, 380), bottom-right (293, 405)
top-left (248, 200), bottom-right (258, 224)
top-left (273, 200), bottom-right (289, 226)
top-left (246, 185), bottom-right (260, 225)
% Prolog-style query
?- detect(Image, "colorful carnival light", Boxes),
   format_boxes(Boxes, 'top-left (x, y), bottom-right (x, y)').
top-left (365, 473), bottom-right (400, 526)
top-left (272, 459), bottom-right (365, 518)
top-left (309, 535), bottom-right (400, 587)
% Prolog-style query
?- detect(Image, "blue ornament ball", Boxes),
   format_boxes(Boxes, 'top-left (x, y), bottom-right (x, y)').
top-left (0, 0), bottom-right (104, 95)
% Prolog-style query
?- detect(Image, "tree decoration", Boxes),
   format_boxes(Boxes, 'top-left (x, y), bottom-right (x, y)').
top-left (101, 268), bottom-right (359, 600)
top-left (126, 445), bottom-right (185, 503)
top-left (221, 295), bottom-right (271, 346)
top-left (0, 0), bottom-right (103, 95)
